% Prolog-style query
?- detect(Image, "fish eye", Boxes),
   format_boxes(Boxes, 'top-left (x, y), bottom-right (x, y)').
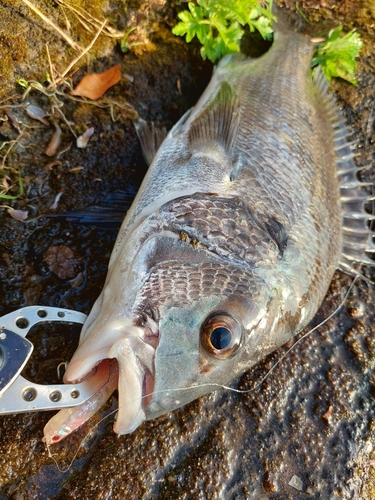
top-left (200, 313), bottom-right (243, 359)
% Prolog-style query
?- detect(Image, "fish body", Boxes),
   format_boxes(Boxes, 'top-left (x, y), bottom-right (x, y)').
top-left (48, 24), bottom-right (370, 438)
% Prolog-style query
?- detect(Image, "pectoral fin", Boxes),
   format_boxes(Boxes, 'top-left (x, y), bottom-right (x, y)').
top-left (188, 81), bottom-right (240, 155)
top-left (135, 119), bottom-right (168, 166)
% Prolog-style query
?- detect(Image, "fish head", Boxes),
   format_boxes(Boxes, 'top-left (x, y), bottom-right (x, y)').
top-left (63, 217), bottom-right (286, 434)
top-left (143, 260), bottom-right (278, 420)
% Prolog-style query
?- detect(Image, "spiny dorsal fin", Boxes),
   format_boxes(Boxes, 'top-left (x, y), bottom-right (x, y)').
top-left (312, 67), bottom-right (342, 128)
top-left (188, 81), bottom-right (239, 154)
top-left (314, 66), bottom-right (375, 275)
top-left (313, 66), bottom-right (330, 95)
top-left (134, 119), bottom-right (168, 166)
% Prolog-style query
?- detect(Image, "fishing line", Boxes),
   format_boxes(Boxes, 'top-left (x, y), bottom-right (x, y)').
top-left (46, 223), bottom-right (375, 470)
top-left (47, 158), bottom-right (375, 472)
top-left (46, 241), bottom-right (374, 474)
top-left (46, 258), bottom-right (372, 473)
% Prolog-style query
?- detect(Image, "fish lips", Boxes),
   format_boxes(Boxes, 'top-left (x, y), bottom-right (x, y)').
top-left (109, 335), bottom-right (155, 434)
top-left (63, 323), bottom-right (156, 435)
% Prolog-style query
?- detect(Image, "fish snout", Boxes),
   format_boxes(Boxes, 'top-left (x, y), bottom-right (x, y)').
top-left (109, 335), bottom-right (155, 434)
top-left (60, 320), bottom-right (156, 436)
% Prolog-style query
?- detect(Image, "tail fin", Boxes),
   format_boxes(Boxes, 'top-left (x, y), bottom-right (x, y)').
top-left (272, 2), bottom-right (305, 37)
top-left (272, 2), bottom-right (336, 40)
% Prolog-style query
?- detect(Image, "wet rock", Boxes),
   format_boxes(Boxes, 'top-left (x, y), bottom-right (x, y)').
top-left (43, 245), bottom-right (80, 280)
top-left (0, 0), bottom-right (374, 499)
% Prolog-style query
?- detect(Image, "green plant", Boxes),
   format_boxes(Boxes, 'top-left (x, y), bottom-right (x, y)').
top-left (16, 78), bottom-right (29, 88)
top-left (172, 2), bottom-right (362, 86)
top-left (172, 0), bottom-right (274, 63)
top-left (312, 26), bottom-right (363, 85)
top-left (0, 178), bottom-right (24, 200)
top-left (120, 27), bottom-right (137, 53)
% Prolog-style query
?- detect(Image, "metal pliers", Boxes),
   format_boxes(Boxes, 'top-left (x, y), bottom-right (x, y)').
top-left (0, 306), bottom-right (107, 414)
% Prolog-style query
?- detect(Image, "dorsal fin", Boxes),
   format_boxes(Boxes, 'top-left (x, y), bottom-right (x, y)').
top-left (312, 67), bottom-right (342, 125)
top-left (312, 68), bottom-right (375, 274)
top-left (188, 81), bottom-right (239, 154)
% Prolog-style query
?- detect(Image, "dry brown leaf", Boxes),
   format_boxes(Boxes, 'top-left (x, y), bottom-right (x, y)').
top-left (44, 124), bottom-right (62, 156)
top-left (70, 64), bottom-right (121, 100)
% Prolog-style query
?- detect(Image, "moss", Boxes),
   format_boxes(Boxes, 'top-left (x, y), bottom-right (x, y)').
top-left (0, 33), bottom-right (27, 63)
top-left (72, 103), bottom-right (99, 131)
top-left (0, 33), bottom-right (28, 84)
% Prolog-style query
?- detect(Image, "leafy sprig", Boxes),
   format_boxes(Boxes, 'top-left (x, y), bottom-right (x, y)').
top-left (312, 26), bottom-right (363, 85)
top-left (172, 0), bottom-right (274, 63)
top-left (172, 2), bottom-right (362, 85)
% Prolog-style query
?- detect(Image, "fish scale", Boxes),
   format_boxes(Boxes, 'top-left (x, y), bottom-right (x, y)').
top-left (160, 194), bottom-right (279, 265)
top-left (134, 262), bottom-right (261, 309)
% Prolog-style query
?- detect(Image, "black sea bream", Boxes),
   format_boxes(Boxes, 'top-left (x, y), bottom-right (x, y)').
top-left (44, 17), bottom-right (373, 443)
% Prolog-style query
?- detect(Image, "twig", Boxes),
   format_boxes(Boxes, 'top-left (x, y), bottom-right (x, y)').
top-left (45, 44), bottom-right (57, 87)
top-left (1, 132), bottom-right (24, 168)
top-left (59, 92), bottom-right (138, 121)
top-left (20, 0), bottom-right (82, 52)
top-left (0, 103), bottom-right (25, 110)
top-left (0, 96), bottom-right (23, 106)
top-left (70, 9), bottom-right (94, 34)
top-left (59, 4), bottom-right (71, 32)
top-left (57, 19), bottom-right (107, 80)
top-left (56, 0), bottom-right (124, 38)
top-left (53, 106), bottom-right (77, 137)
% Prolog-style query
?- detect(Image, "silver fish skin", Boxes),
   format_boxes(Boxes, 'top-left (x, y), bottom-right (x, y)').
top-left (61, 28), bottom-right (350, 434)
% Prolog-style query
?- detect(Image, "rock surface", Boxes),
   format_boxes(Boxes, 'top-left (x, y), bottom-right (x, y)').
top-left (0, 1), bottom-right (374, 499)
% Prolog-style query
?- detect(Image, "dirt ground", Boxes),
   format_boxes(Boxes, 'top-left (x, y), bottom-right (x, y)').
top-left (0, 0), bottom-right (375, 499)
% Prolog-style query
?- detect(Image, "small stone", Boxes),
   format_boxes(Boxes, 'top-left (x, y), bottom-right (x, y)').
top-left (347, 299), bottom-right (366, 318)
top-left (44, 245), bottom-right (80, 279)
top-left (322, 405), bottom-right (333, 424)
top-left (288, 474), bottom-right (303, 491)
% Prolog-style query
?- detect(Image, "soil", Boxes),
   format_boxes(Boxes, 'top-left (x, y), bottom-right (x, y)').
top-left (0, 1), bottom-right (374, 499)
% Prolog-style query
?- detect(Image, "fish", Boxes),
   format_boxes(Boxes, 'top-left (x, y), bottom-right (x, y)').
top-left (44, 14), bottom-right (374, 443)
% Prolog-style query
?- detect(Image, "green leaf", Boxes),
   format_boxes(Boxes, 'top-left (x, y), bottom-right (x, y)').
top-left (16, 78), bottom-right (29, 89)
top-left (172, 4), bottom-right (208, 44)
top-left (172, 0), bottom-right (274, 63)
top-left (200, 34), bottom-right (222, 62)
top-left (201, 34), bottom-right (234, 62)
top-left (250, 15), bottom-right (274, 39)
top-left (120, 26), bottom-right (137, 53)
top-left (312, 27), bottom-right (363, 85)
top-left (219, 22), bottom-right (243, 52)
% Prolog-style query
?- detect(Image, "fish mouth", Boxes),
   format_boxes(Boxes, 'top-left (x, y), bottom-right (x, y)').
top-left (63, 326), bottom-right (156, 435)
top-left (109, 335), bottom-right (155, 434)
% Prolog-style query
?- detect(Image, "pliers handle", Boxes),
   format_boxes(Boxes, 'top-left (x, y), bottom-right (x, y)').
top-left (0, 306), bottom-right (108, 414)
